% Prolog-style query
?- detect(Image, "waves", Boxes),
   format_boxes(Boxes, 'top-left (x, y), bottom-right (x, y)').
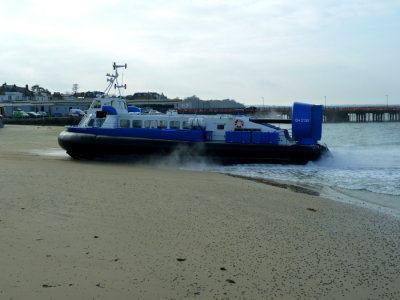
top-left (211, 144), bottom-right (400, 196)
top-left (317, 145), bottom-right (400, 195)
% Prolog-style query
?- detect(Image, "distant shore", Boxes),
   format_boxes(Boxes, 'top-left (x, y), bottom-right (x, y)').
top-left (1, 125), bottom-right (400, 299)
top-left (3, 116), bottom-right (80, 126)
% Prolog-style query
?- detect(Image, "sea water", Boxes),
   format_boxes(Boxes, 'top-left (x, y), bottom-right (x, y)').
top-left (200, 122), bottom-right (400, 214)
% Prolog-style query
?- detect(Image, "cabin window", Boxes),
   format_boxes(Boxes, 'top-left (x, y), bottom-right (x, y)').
top-left (217, 124), bottom-right (225, 130)
top-left (120, 119), bottom-right (130, 128)
top-left (95, 118), bottom-right (105, 127)
top-left (90, 100), bottom-right (102, 109)
top-left (169, 120), bottom-right (180, 129)
top-left (157, 120), bottom-right (168, 129)
top-left (132, 120), bottom-right (142, 128)
top-left (182, 121), bottom-right (191, 129)
top-left (144, 120), bottom-right (157, 128)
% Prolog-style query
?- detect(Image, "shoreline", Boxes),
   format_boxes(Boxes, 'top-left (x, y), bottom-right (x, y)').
top-left (223, 173), bottom-right (400, 218)
top-left (1, 125), bottom-right (400, 299)
top-left (322, 186), bottom-right (400, 217)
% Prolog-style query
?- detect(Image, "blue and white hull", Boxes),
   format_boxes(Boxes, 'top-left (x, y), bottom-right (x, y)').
top-left (58, 118), bottom-right (328, 165)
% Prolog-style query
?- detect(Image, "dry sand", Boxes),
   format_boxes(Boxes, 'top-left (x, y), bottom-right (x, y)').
top-left (1, 125), bottom-right (400, 299)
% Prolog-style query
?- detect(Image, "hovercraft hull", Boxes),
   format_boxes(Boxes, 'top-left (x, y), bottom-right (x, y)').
top-left (58, 130), bottom-right (328, 165)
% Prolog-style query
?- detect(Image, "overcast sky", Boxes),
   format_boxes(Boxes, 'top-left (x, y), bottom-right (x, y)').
top-left (1, 0), bottom-right (399, 106)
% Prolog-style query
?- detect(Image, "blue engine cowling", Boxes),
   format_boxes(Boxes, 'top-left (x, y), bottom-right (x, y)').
top-left (128, 106), bottom-right (141, 113)
top-left (292, 102), bottom-right (323, 145)
top-left (102, 105), bottom-right (118, 115)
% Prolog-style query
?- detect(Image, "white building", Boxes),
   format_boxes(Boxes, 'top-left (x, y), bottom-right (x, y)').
top-left (0, 92), bottom-right (24, 101)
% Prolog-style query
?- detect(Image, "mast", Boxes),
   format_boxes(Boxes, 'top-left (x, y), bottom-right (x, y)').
top-left (104, 62), bottom-right (127, 96)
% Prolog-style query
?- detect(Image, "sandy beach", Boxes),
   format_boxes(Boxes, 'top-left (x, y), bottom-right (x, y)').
top-left (1, 125), bottom-right (400, 299)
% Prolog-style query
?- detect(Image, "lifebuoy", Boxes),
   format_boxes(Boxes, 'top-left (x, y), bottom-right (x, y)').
top-left (234, 119), bottom-right (244, 129)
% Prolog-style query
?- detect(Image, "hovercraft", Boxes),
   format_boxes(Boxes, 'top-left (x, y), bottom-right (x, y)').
top-left (58, 63), bottom-right (329, 165)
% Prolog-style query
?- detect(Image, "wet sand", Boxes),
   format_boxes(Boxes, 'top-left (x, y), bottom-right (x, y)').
top-left (1, 125), bottom-right (400, 299)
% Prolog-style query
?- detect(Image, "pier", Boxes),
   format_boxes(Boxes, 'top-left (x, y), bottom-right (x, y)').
top-left (323, 105), bottom-right (400, 122)
top-left (249, 105), bottom-right (400, 123)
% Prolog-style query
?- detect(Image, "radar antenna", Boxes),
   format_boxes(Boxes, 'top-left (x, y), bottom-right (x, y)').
top-left (104, 62), bottom-right (127, 96)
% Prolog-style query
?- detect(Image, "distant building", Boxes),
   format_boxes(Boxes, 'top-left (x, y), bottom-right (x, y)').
top-left (0, 92), bottom-right (24, 101)
top-left (0, 83), bottom-right (50, 102)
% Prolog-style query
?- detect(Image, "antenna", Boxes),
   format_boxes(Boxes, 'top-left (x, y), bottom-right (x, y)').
top-left (104, 62), bottom-right (127, 96)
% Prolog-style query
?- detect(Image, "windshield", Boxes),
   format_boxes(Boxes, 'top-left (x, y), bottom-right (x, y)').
top-left (90, 99), bottom-right (102, 109)
top-left (78, 114), bottom-right (93, 127)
